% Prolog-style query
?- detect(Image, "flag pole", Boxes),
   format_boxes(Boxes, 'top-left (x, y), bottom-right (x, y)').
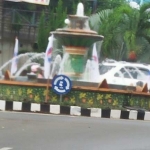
top-left (44, 34), bottom-right (54, 103)
top-left (45, 64), bottom-right (51, 103)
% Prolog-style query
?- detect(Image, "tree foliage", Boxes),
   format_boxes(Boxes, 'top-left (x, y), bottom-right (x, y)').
top-left (37, 12), bottom-right (48, 52)
top-left (90, 3), bottom-right (150, 62)
top-left (37, 0), bottom-right (67, 52)
top-left (96, 0), bottom-right (127, 12)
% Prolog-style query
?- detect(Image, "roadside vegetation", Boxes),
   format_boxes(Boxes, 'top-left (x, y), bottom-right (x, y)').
top-left (4, 0), bottom-right (150, 62)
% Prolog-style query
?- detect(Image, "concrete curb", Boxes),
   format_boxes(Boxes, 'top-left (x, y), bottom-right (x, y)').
top-left (0, 100), bottom-right (150, 121)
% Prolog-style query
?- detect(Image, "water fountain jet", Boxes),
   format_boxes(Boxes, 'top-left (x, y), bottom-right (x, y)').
top-left (76, 2), bottom-right (84, 16)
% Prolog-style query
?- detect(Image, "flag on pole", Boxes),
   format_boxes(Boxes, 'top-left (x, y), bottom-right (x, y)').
top-left (44, 34), bottom-right (54, 79)
top-left (91, 43), bottom-right (99, 82)
top-left (11, 37), bottom-right (19, 75)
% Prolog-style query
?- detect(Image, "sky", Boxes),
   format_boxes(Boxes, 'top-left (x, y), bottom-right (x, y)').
top-left (127, 0), bottom-right (150, 5)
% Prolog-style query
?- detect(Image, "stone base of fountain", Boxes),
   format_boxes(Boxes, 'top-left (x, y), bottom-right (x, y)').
top-left (37, 78), bottom-right (136, 91)
top-left (0, 79), bottom-right (149, 111)
top-left (109, 84), bottom-right (136, 91)
top-left (72, 81), bottom-right (98, 87)
top-left (37, 78), bottom-right (52, 84)
top-left (27, 73), bottom-right (37, 82)
top-left (37, 78), bottom-right (98, 87)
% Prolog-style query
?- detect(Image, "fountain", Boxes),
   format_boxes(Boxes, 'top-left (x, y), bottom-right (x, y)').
top-left (83, 59), bottom-right (92, 81)
top-left (51, 2), bottom-right (104, 80)
top-left (50, 55), bottom-right (62, 78)
top-left (0, 52), bottom-right (45, 80)
top-left (0, 2), bottom-right (150, 112)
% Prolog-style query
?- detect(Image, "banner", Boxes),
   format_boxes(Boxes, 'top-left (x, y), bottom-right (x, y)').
top-left (5, 0), bottom-right (50, 5)
top-left (22, 0), bottom-right (50, 5)
top-left (11, 37), bottom-right (19, 75)
top-left (44, 34), bottom-right (54, 79)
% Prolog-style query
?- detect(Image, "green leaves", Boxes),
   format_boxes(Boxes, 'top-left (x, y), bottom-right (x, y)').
top-left (37, 0), bottom-right (67, 53)
top-left (89, 3), bottom-right (150, 62)
top-left (37, 11), bottom-right (49, 53)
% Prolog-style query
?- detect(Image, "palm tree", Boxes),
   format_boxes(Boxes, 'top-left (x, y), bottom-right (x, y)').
top-left (89, 6), bottom-right (128, 60)
top-left (120, 3), bottom-right (150, 62)
top-left (89, 3), bottom-right (150, 62)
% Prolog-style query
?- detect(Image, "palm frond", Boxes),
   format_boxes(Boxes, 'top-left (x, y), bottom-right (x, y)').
top-left (140, 3), bottom-right (150, 14)
top-left (136, 37), bottom-right (150, 63)
top-left (89, 9), bottom-right (113, 32)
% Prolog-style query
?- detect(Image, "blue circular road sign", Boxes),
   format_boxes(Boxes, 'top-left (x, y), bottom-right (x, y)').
top-left (52, 75), bottom-right (72, 95)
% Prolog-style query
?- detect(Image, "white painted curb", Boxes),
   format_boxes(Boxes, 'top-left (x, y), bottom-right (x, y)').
top-left (111, 110), bottom-right (121, 119)
top-left (70, 106), bottom-right (81, 116)
top-left (31, 103), bottom-right (40, 112)
top-left (129, 110), bottom-right (138, 120)
top-left (90, 108), bottom-right (101, 117)
top-left (13, 101), bottom-right (22, 111)
top-left (0, 100), bottom-right (6, 111)
top-left (50, 105), bottom-right (60, 114)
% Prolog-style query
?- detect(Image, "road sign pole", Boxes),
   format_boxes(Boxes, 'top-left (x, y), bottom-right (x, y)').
top-left (45, 78), bottom-right (50, 103)
top-left (60, 95), bottom-right (63, 103)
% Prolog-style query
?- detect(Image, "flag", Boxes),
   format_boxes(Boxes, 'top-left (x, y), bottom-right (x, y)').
top-left (44, 34), bottom-right (54, 79)
top-left (11, 37), bottom-right (19, 75)
top-left (4, 0), bottom-right (50, 5)
top-left (91, 43), bottom-right (99, 82)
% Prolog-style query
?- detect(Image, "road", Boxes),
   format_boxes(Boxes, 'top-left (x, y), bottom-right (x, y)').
top-left (0, 111), bottom-right (150, 150)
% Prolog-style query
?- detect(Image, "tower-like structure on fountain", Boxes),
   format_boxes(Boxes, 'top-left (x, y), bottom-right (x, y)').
top-left (52, 3), bottom-right (104, 80)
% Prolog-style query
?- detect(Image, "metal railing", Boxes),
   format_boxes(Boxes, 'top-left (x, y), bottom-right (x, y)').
top-left (2, 8), bottom-right (45, 27)
top-left (0, 8), bottom-right (49, 41)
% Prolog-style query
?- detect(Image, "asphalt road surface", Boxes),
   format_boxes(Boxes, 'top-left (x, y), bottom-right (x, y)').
top-left (0, 111), bottom-right (150, 150)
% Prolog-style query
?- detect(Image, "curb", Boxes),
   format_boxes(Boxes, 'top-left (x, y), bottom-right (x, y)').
top-left (0, 100), bottom-right (150, 121)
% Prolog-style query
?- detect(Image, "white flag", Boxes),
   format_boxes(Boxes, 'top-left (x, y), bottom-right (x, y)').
top-left (11, 37), bottom-right (19, 75)
top-left (91, 43), bottom-right (99, 82)
top-left (44, 34), bottom-right (54, 79)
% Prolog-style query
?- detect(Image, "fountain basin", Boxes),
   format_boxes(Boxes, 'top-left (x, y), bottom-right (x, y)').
top-left (52, 31), bottom-right (104, 47)
top-left (68, 15), bottom-right (88, 29)
top-left (37, 78), bottom-right (136, 91)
